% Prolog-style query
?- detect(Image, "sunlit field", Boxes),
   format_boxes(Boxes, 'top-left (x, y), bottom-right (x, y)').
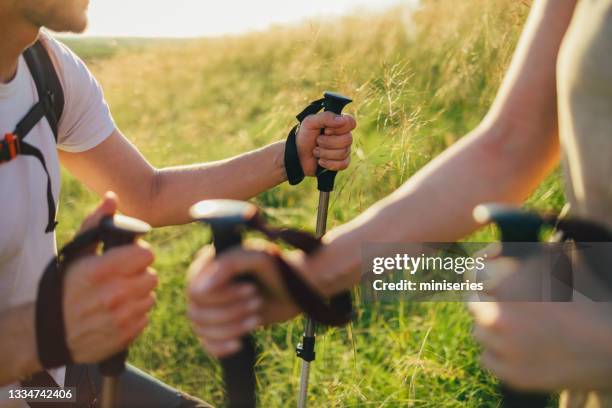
top-left (57, 0), bottom-right (564, 406)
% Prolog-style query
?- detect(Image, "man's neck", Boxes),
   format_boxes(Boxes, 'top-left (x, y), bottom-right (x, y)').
top-left (0, 12), bottom-right (40, 83)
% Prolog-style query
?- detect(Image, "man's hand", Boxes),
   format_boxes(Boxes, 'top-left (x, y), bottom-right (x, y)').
top-left (296, 112), bottom-right (355, 176)
top-left (63, 193), bottom-right (157, 364)
top-left (469, 254), bottom-right (612, 392)
top-left (187, 245), bottom-right (302, 357)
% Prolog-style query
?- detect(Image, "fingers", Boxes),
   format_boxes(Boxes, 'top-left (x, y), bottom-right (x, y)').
top-left (189, 295), bottom-right (261, 326)
top-left (312, 133), bottom-right (352, 171)
top-left (302, 112), bottom-right (355, 132)
top-left (91, 242), bottom-right (155, 283)
top-left (120, 314), bottom-right (150, 346)
top-left (79, 191), bottom-right (119, 234)
top-left (188, 248), bottom-right (275, 299)
top-left (314, 146), bottom-right (351, 161)
top-left (189, 282), bottom-right (258, 307)
top-left (191, 315), bottom-right (260, 358)
top-left (323, 115), bottom-right (356, 135)
top-left (188, 283), bottom-right (262, 358)
top-left (319, 156), bottom-right (351, 171)
top-left (480, 350), bottom-right (533, 391)
top-left (100, 268), bottom-right (158, 310)
top-left (198, 338), bottom-right (242, 358)
top-left (187, 247), bottom-right (285, 357)
top-left (472, 325), bottom-right (506, 357)
top-left (315, 134), bottom-right (352, 171)
top-left (112, 293), bottom-right (156, 337)
top-left (316, 133), bottom-right (353, 150)
top-left (469, 302), bottom-right (502, 330)
top-left (192, 315), bottom-right (260, 342)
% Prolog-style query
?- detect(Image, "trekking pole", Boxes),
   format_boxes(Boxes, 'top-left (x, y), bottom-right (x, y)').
top-left (191, 200), bottom-right (259, 408)
top-left (297, 92), bottom-right (352, 408)
top-left (473, 204), bottom-right (550, 408)
top-left (98, 215), bottom-right (152, 408)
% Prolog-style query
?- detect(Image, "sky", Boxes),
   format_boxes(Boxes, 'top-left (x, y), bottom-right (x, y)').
top-left (84, 0), bottom-right (407, 38)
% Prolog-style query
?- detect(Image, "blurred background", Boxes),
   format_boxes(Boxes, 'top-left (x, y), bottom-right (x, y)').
top-left (83, 0), bottom-right (412, 38)
top-left (56, 0), bottom-right (563, 406)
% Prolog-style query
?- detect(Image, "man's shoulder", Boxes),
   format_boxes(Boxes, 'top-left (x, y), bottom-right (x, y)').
top-left (32, 32), bottom-right (115, 152)
top-left (35, 31), bottom-right (93, 90)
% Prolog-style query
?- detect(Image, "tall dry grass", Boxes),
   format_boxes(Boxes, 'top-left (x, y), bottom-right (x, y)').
top-left (58, 0), bottom-right (563, 406)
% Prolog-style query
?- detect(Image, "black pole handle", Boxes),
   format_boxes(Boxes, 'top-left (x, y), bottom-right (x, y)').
top-left (213, 226), bottom-right (257, 408)
top-left (316, 92), bottom-right (353, 192)
top-left (98, 215), bottom-right (151, 378)
top-left (474, 205), bottom-right (549, 408)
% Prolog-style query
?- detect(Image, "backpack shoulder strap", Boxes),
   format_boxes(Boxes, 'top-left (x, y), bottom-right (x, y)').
top-left (22, 39), bottom-right (65, 142)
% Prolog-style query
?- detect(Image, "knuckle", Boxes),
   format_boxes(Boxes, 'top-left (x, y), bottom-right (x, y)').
top-left (145, 269), bottom-right (158, 289)
top-left (111, 310), bottom-right (128, 331)
top-left (188, 285), bottom-right (204, 302)
top-left (230, 305), bottom-right (251, 321)
top-left (487, 315), bottom-right (503, 331)
top-left (193, 308), bottom-right (213, 325)
top-left (82, 258), bottom-right (103, 283)
top-left (111, 288), bottom-right (129, 308)
top-left (322, 111), bottom-right (335, 121)
top-left (302, 115), bottom-right (316, 128)
top-left (136, 245), bottom-right (155, 265)
top-left (206, 344), bottom-right (223, 357)
top-left (143, 294), bottom-right (156, 312)
top-left (196, 246), bottom-right (214, 262)
top-left (120, 320), bottom-right (145, 345)
top-left (221, 255), bottom-right (236, 271)
top-left (226, 325), bottom-right (244, 338)
top-left (101, 295), bottom-right (115, 310)
top-left (103, 290), bottom-right (121, 310)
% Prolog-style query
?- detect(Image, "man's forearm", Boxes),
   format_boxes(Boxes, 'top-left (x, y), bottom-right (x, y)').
top-left (149, 140), bottom-right (286, 226)
top-left (61, 131), bottom-right (288, 227)
top-left (0, 303), bottom-right (41, 386)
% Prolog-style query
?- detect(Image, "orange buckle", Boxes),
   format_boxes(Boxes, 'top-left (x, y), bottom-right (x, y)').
top-left (2, 133), bottom-right (20, 161)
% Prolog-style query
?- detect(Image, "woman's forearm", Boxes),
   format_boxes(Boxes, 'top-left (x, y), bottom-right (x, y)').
top-left (301, 0), bottom-right (576, 297)
top-left (305, 120), bottom-right (559, 296)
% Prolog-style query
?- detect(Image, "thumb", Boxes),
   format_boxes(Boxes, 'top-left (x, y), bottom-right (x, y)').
top-left (302, 111), bottom-right (346, 131)
top-left (78, 191), bottom-right (119, 234)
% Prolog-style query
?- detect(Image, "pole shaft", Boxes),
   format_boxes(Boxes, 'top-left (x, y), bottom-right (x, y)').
top-left (100, 377), bottom-right (118, 408)
top-left (315, 193), bottom-right (330, 238)
top-left (298, 192), bottom-right (330, 408)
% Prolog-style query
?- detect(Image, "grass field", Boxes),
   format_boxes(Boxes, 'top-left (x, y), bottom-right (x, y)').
top-left (56, 0), bottom-right (566, 406)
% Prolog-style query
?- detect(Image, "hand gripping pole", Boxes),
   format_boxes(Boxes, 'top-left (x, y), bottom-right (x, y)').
top-left (474, 204), bottom-right (552, 408)
top-left (191, 200), bottom-right (353, 408)
top-left (98, 215), bottom-right (152, 408)
top-left (191, 200), bottom-right (259, 408)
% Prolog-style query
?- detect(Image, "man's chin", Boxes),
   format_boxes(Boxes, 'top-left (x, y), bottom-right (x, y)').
top-left (45, 18), bottom-right (88, 34)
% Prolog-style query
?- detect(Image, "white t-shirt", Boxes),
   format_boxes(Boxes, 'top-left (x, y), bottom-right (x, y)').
top-left (0, 32), bottom-right (114, 406)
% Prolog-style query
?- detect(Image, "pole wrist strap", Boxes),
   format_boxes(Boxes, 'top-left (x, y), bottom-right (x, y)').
top-left (247, 214), bottom-right (353, 326)
top-left (35, 228), bottom-right (102, 368)
top-left (284, 98), bottom-right (327, 186)
top-left (284, 125), bottom-right (304, 185)
top-left (36, 257), bottom-right (72, 368)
